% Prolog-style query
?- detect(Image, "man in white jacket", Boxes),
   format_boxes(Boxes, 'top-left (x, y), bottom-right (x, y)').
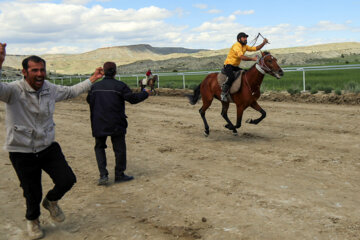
top-left (0, 43), bottom-right (104, 240)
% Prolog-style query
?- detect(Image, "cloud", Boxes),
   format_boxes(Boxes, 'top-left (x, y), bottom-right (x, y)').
top-left (208, 9), bottom-right (221, 14)
top-left (314, 20), bottom-right (348, 31)
top-left (193, 3), bottom-right (207, 9)
top-left (0, 1), bottom-right (358, 55)
top-left (233, 10), bottom-right (255, 15)
top-left (0, 1), bottom-right (180, 54)
top-left (62, 0), bottom-right (92, 5)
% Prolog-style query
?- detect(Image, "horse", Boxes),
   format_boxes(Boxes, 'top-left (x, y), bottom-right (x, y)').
top-left (139, 75), bottom-right (158, 95)
top-left (187, 51), bottom-right (284, 136)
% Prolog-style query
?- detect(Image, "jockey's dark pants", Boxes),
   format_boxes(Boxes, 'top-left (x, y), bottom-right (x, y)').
top-left (224, 64), bottom-right (242, 87)
top-left (9, 142), bottom-right (76, 221)
top-left (94, 134), bottom-right (127, 179)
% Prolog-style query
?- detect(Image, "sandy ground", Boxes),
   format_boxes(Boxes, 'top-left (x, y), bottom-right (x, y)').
top-left (0, 94), bottom-right (359, 240)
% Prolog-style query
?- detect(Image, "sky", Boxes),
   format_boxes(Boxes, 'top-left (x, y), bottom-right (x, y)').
top-left (0, 0), bottom-right (359, 55)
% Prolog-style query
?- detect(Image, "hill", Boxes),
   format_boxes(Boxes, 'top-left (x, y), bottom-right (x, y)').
top-left (2, 42), bottom-right (360, 76)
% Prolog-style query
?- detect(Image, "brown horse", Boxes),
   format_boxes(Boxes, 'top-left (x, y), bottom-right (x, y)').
top-left (187, 51), bottom-right (284, 136)
top-left (139, 75), bottom-right (158, 95)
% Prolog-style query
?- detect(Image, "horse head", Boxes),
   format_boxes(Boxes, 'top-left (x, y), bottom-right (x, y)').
top-left (257, 51), bottom-right (284, 79)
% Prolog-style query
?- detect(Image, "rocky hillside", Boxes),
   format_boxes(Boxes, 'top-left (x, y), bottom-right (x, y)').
top-left (2, 42), bottom-right (360, 76)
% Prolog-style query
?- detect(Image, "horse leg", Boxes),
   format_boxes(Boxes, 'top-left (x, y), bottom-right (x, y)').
top-left (199, 98), bottom-right (213, 137)
top-left (221, 102), bottom-right (237, 136)
top-left (151, 84), bottom-right (157, 95)
top-left (246, 101), bottom-right (266, 125)
top-left (235, 105), bottom-right (245, 129)
top-left (199, 107), bottom-right (210, 137)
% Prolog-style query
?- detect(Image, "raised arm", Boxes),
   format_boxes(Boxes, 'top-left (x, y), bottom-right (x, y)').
top-left (0, 43), bottom-right (17, 103)
top-left (0, 42), bottom-right (6, 69)
top-left (256, 38), bottom-right (269, 51)
top-left (54, 67), bottom-right (104, 102)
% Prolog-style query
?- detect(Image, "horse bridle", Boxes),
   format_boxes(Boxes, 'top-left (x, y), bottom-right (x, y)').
top-left (244, 54), bottom-right (279, 96)
top-left (255, 54), bottom-right (279, 77)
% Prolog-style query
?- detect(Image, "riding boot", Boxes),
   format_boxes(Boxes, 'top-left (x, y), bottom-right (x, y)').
top-left (221, 83), bottom-right (230, 102)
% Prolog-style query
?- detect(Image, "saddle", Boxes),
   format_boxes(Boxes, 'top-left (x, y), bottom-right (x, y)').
top-left (217, 69), bottom-right (244, 94)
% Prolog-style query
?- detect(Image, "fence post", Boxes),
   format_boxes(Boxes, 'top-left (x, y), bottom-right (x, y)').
top-left (70, 76), bottom-right (72, 85)
top-left (302, 69), bottom-right (306, 92)
top-left (158, 75), bottom-right (160, 88)
top-left (136, 76), bottom-right (139, 87)
top-left (182, 74), bottom-right (186, 89)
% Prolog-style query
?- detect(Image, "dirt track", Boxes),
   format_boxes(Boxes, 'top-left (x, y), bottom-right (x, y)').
top-left (0, 95), bottom-right (359, 240)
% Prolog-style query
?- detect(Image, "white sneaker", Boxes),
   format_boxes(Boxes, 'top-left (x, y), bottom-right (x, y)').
top-left (27, 218), bottom-right (44, 240)
top-left (42, 197), bottom-right (65, 222)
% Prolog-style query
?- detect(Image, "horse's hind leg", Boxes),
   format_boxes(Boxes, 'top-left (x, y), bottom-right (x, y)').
top-left (221, 101), bottom-right (237, 135)
top-left (199, 98), bottom-right (213, 137)
top-left (199, 107), bottom-right (210, 137)
top-left (246, 101), bottom-right (266, 125)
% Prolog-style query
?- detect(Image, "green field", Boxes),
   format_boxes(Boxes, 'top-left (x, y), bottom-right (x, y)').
top-left (50, 66), bottom-right (360, 93)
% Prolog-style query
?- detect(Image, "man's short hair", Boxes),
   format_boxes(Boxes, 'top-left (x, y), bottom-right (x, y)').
top-left (22, 56), bottom-right (46, 70)
top-left (103, 62), bottom-right (117, 77)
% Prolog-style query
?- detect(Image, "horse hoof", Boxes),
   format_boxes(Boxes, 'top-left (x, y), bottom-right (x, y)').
top-left (203, 130), bottom-right (209, 137)
top-left (224, 124), bottom-right (231, 130)
top-left (232, 132), bottom-right (238, 136)
top-left (246, 119), bottom-right (252, 123)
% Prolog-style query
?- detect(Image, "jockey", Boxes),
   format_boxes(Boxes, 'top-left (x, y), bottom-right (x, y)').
top-left (221, 32), bottom-right (268, 101)
top-left (145, 69), bottom-right (153, 82)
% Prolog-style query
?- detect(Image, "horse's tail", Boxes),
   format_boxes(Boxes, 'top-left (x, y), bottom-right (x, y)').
top-left (187, 84), bottom-right (201, 105)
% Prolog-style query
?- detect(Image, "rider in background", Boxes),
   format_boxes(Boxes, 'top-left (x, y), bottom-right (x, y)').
top-left (145, 69), bottom-right (153, 83)
top-left (221, 32), bottom-right (268, 101)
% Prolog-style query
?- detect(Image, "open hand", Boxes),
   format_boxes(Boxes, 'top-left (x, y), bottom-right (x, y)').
top-left (0, 43), bottom-right (6, 67)
top-left (89, 67), bottom-right (104, 83)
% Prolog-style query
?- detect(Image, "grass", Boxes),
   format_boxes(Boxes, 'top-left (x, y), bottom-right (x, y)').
top-left (50, 66), bottom-right (360, 93)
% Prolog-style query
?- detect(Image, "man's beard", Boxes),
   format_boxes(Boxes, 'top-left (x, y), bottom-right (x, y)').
top-left (239, 40), bottom-right (247, 46)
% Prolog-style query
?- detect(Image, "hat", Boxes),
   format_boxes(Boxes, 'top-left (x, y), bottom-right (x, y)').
top-left (237, 32), bottom-right (249, 40)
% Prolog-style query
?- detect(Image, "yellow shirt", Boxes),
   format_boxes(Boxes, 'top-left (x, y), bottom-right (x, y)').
top-left (224, 42), bottom-right (257, 66)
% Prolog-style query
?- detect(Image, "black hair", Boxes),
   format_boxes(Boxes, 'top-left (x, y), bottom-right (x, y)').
top-left (105, 68), bottom-right (116, 77)
top-left (103, 62), bottom-right (117, 78)
top-left (22, 55), bottom-right (46, 70)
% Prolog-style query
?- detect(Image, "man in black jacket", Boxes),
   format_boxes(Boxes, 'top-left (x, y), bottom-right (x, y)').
top-left (87, 62), bottom-right (149, 185)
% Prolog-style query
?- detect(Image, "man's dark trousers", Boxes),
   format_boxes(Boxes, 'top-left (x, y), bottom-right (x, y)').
top-left (9, 142), bottom-right (76, 220)
top-left (94, 134), bottom-right (126, 178)
top-left (224, 64), bottom-right (242, 87)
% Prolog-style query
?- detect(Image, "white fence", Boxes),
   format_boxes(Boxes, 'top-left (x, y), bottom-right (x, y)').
top-left (2, 64), bottom-right (360, 91)
top-left (112, 64), bottom-right (360, 90)
top-left (281, 64), bottom-right (360, 91)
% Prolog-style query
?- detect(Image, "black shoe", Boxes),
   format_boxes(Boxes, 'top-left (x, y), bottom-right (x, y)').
top-left (115, 173), bottom-right (134, 183)
top-left (98, 175), bottom-right (109, 186)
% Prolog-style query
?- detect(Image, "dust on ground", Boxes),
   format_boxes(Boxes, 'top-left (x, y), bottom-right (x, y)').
top-left (0, 94), bottom-right (359, 240)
